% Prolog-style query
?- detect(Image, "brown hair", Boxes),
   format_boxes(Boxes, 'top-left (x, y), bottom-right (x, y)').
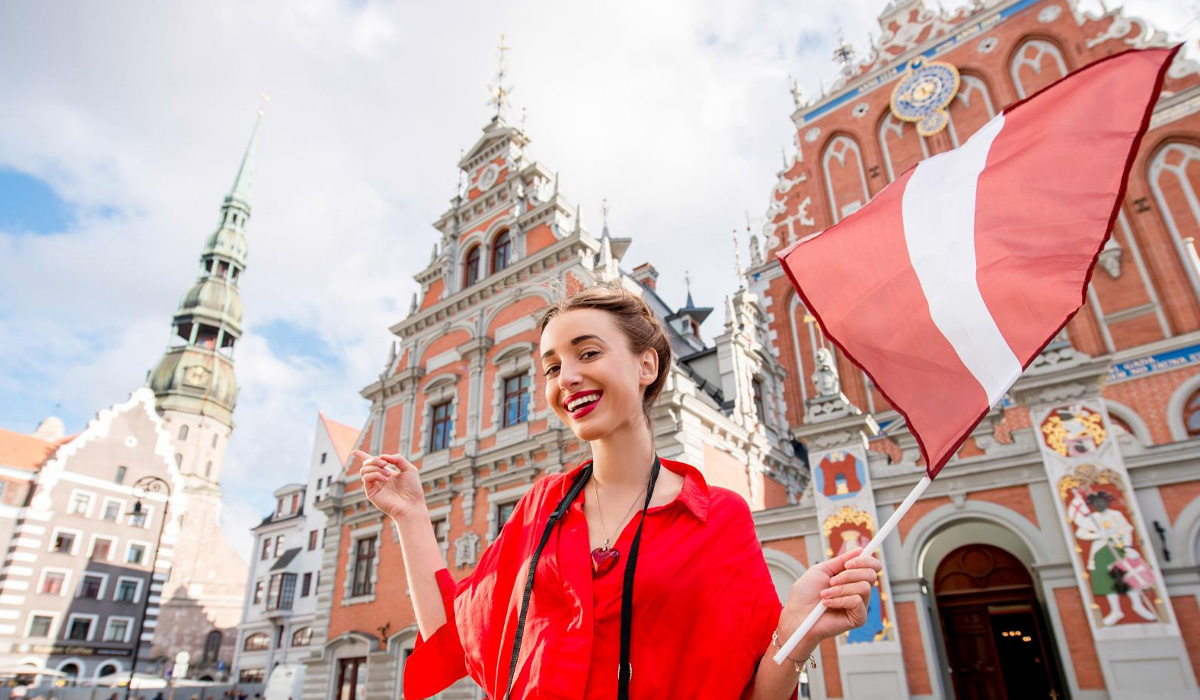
top-left (538, 280), bottom-right (673, 427)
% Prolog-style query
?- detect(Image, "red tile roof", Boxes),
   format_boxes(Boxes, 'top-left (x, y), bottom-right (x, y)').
top-left (0, 427), bottom-right (62, 472)
top-left (320, 413), bottom-right (361, 466)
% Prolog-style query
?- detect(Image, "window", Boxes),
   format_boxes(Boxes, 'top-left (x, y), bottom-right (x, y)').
top-left (491, 231), bottom-right (512, 274)
top-left (351, 536), bottom-right (377, 597)
top-left (291, 626), bottom-right (312, 647)
top-left (126, 543), bottom-right (147, 565)
top-left (78, 574), bottom-right (104, 600)
top-left (104, 617), bottom-right (132, 643)
top-left (239, 669), bottom-right (265, 683)
top-left (128, 505), bottom-right (150, 529)
top-left (267, 573), bottom-right (297, 611)
top-left (465, 245), bottom-right (482, 286)
top-left (96, 663), bottom-right (119, 678)
top-left (205, 461), bottom-right (213, 477)
top-left (497, 502), bottom-right (517, 530)
top-left (503, 374), bottom-right (531, 427)
top-left (178, 425), bottom-right (189, 440)
top-left (320, 452), bottom-right (327, 464)
top-left (253, 581), bottom-right (264, 604)
top-left (308, 530), bottom-right (318, 551)
top-left (115, 466), bottom-right (127, 484)
top-left (68, 491), bottom-right (92, 516)
top-left (1186, 388), bottom-right (1200, 437)
top-left (291, 493), bottom-right (300, 514)
top-left (202, 630), bottom-right (222, 664)
top-left (101, 499), bottom-right (122, 522)
top-left (91, 537), bottom-right (114, 561)
top-left (115, 578), bottom-right (141, 604)
top-left (429, 401), bottom-right (452, 452)
top-left (301, 572), bottom-right (313, 597)
top-left (28, 614), bottom-right (54, 638)
top-left (242, 632), bottom-right (269, 652)
top-left (274, 535), bottom-right (285, 557)
top-left (260, 538), bottom-right (271, 561)
top-left (752, 378), bottom-right (765, 421)
top-left (52, 531), bottom-right (76, 554)
top-left (434, 518), bottom-right (450, 552)
top-left (39, 570), bottom-right (67, 595)
top-left (66, 615), bottom-right (94, 641)
top-left (336, 657), bottom-right (365, 700)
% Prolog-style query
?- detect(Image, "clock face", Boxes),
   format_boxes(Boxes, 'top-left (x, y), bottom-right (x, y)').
top-left (183, 364), bottom-right (211, 387)
top-left (890, 59), bottom-right (960, 137)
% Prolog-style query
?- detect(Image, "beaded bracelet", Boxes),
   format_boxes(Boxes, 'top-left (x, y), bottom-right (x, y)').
top-left (770, 629), bottom-right (818, 673)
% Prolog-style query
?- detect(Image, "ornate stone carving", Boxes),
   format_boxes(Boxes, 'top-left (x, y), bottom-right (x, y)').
top-left (454, 531), bottom-right (480, 568)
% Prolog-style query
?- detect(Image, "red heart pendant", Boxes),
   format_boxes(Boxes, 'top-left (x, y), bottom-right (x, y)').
top-left (592, 547), bottom-right (620, 576)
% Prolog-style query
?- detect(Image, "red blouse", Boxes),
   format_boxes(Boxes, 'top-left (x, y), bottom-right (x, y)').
top-left (402, 458), bottom-right (784, 699)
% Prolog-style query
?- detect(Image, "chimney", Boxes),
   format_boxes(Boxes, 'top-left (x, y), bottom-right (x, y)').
top-left (632, 263), bottom-right (659, 291)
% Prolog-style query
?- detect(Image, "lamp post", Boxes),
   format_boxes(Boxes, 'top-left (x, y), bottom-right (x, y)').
top-left (124, 476), bottom-right (171, 700)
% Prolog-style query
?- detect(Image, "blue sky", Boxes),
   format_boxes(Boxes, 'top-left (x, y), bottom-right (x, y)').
top-left (1, 0), bottom-right (1195, 558)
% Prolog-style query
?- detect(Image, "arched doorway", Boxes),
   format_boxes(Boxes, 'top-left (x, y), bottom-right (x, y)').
top-left (934, 544), bottom-right (1066, 699)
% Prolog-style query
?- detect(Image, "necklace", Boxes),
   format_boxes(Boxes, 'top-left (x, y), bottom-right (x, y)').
top-left (590, 476), bottom-right (648, 576)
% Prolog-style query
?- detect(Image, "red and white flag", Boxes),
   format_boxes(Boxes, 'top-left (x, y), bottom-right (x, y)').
top-left (777, 47), bottom-right (1179, 477)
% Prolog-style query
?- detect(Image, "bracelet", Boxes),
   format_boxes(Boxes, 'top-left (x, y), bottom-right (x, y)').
top-left (770, 629), bottom-right (818, 673)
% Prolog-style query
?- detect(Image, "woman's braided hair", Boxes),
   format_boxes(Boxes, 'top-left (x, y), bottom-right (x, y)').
top-left (538, 280), bottom-right (673, 428)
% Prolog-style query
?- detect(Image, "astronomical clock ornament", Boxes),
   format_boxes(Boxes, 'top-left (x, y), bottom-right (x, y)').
top-left (889, 57), bottom-right (960, 137)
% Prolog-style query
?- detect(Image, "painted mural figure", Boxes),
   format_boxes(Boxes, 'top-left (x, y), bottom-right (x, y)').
top-left (824, 506), bottom-right (891, 644)
top-left (1071, 490), bottom-right (1158, 625)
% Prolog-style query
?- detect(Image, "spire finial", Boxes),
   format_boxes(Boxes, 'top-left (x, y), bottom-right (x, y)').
top-left (685, 270), bottom-right (695, 308)
top-left (490, 34), bottom-right (512, 120)
top-left (226, 100), bottom-right (266, 210)
top-left (789, 75), bottom-right (805, 109)
top-left (601, 198), bottom-right (610, 236)
top-left (732, 227), bottom-right (745, 287)
top-left (520, 106), bottom-right (528, 133)
top-left (833, 29), bottom-right (857, 77)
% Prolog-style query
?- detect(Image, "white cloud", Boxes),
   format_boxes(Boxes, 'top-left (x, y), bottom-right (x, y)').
top-left (0, 0), bottom-right (1194, 557)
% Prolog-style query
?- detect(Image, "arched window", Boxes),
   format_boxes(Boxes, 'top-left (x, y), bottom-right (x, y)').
top-left (464, 245), bottom-right (482, 286)
top-left (95, 662), bottom-right (119, 678)
top-left (202, 630), bottom-right (222, 663)
top-left (491, 231), bottom-right (512, 274)
top-left (243, 632), bottom-right (269, 651)
top-left (1184, 388), bottom-right (1200, 437)
top-left (291, 626), bottom-right (313, 647)
top-left (822, 135), bottom-right (870, 223)
top-left (178, 425), bottom-right (189, 441)
top-left (1010, 38), bottom-right (1068, 99)
top-left (1150, 142), bottom-right (1200, 300)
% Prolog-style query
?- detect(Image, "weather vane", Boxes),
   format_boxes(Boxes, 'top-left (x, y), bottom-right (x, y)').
top-left (490, 34), bottom-right (512, 119)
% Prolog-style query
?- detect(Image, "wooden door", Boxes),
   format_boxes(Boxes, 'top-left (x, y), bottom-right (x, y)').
top-left (941, 605), bottom-right (1006, 700)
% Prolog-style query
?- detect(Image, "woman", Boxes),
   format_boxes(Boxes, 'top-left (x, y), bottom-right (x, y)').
top-left (357, 282), bottom-right (882, 699)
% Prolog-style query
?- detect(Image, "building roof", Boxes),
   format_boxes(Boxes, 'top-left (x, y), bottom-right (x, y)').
top-left (320, 413), bottom-right (361, 465)
top-left (0, 426), bottom-right (65, 472)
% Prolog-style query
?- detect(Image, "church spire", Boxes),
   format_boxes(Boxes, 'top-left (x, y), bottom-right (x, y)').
top-left (148, 109), bottom-right (263, 431)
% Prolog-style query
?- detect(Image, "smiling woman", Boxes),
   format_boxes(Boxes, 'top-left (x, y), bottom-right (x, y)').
top-left (357, 281), bottom-right (883, 700)
top-left (0, 168), bottom-right (76, 235)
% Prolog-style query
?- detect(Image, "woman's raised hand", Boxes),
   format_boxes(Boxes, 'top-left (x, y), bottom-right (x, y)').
top-left (779, 548), bottom-right (883, 646)
top-left (353, 450), bottom-right (427, 522)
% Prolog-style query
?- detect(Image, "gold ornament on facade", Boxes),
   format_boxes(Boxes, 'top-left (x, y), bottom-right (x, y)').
top-left (1056, 464), bottom-right (1122, 501)
top-left (1042, 406), bottom-right (1107, 457)
top-left (822, 505), bottom-right (876, 536)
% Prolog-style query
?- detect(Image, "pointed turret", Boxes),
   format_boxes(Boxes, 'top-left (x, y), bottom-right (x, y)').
top-left (148, 111), bottom-right (262, 432)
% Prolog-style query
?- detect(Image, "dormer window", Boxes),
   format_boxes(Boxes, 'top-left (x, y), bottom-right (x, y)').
top-left (465, 245), bottom-right (482, 286)
top-left (491, 231), bottom-right (512, 274)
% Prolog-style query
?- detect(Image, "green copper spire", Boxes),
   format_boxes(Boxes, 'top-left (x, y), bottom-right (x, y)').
top-left (225, 103), bottom-right (263, 211)
top-left (148, 110), bottom-right (263, 427)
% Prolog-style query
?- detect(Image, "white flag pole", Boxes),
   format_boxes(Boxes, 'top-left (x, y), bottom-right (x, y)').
top-left (772, 475), bottom-right (933, 666)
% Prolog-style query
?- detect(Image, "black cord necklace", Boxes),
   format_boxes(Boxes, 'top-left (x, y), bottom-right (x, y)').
top-left (501, 455), bottom-right (663, 700)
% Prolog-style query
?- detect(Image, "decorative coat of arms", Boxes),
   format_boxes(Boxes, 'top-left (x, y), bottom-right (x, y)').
top-left (889, 58), bottom-right (960, 136)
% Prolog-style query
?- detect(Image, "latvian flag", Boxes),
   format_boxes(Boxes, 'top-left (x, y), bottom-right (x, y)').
top-left (778, 47), bottom-right (1179, 477)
